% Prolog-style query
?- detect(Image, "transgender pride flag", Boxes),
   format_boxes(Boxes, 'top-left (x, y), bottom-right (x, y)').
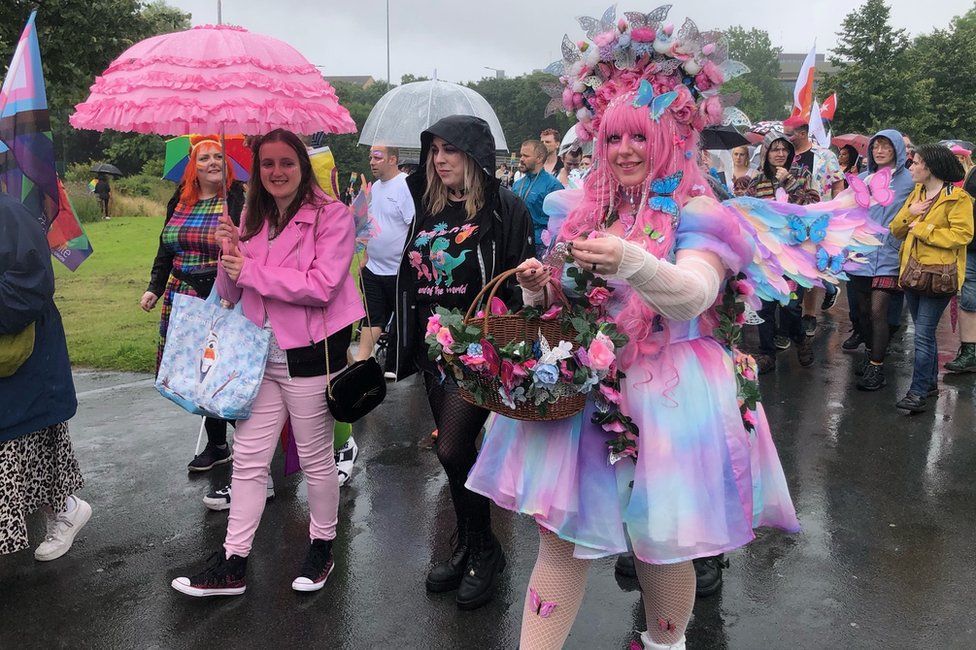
top-left (0, 10), bottom-right (92, 270)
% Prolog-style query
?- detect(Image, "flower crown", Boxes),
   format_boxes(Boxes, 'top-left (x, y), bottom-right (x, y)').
top-left (543, 5), bottom-right (750, 139)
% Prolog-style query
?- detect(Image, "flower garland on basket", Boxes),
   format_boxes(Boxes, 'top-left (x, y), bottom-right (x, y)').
top-left (712, 274), bottom-right (761, 436)
top-left (424, 265), bottom-right (638, 460)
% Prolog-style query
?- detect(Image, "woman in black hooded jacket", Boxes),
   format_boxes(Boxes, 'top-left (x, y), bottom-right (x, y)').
top-left (393, 115), bottom-right (532, 610)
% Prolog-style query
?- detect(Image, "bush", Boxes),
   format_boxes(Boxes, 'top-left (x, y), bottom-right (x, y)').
top-left (65, 161), bottom-right (97, 183)
top-left (65, 182), bottom-right (104, 223)
top-left (141, 158), bottom-right (165, 178)
top-left (115, 174), bottom-right (157, 197)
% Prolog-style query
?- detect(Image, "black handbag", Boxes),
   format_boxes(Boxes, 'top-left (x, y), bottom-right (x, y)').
top-left (173, 266), bottom-right (217, 298)
top-left (316, 207), bottom-right (386, 423)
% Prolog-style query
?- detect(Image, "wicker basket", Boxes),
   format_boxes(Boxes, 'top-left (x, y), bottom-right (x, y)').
top-left (456, 269), bottom-right (587, 421)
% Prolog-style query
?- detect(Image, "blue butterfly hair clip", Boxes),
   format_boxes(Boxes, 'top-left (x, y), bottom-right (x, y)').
top-left (633, 79), bottom-right (679, 122)
top-left (647, 171), bottom-right (683, 217)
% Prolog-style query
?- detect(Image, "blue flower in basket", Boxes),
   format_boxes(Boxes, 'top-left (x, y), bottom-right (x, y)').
top-left (533, 363), bottom-right (560, 387)
top-left (466, 342), bottom-right (483, 357)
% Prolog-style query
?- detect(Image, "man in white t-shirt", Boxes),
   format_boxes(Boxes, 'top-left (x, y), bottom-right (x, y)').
top-left (356, 145), bottom-right (415, 380)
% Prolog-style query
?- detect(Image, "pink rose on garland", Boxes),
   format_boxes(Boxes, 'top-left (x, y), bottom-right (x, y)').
top-left (436, 327), bottom-right (454, 352)
top-left (587, 333), bottom-right (616, 371)
top-left (426, 314), bottom-right (442, 337)
top-left (587, 286), bottom-right (611, 307)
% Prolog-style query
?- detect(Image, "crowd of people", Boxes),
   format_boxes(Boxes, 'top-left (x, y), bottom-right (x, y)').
top-left (2, 8), bottom-right (975, 649)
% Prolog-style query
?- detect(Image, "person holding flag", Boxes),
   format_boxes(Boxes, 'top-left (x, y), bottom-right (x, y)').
top-left (0, 10), bottom-right (91, 561)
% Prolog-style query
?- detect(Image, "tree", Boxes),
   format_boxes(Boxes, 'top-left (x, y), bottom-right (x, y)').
top-left (821, 0), bottom-right (934, 139)
top-left (910, 5), bottom-right (976, 141)
top-left (723, 26), bottom-right (790, 121)
top-left (0, 0), bottom-right (191, 169)
top-left (467, 73), bottom-right (574, 154)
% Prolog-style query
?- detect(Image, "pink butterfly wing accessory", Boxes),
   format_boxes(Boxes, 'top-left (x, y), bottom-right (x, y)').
top-left (528, 587), bottom-right (557, 618)
top-left (846, 174), bottom-right (871, 208)
top-left (868, 167), bottom-right (895, 206)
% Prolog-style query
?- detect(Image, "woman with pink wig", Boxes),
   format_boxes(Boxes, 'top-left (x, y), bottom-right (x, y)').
top-left (462, 8), bottom-right (805, 648)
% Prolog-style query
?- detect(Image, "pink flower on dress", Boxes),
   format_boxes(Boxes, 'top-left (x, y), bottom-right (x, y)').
top-left (598, 383), bottom-right (622, 404)
top-left (743, 409), bottom-right (758, 428)
top-left (602, 420), bottom-right (627, 433)
top-left (587, 286), bottom-right (611, 307)
top-left (435, 327), bottom-right (454, 351)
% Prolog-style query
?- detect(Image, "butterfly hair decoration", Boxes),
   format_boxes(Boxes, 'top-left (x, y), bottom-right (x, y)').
top-left (633, 79), bottom-right (679, 122)
top-left (787, 214), bottom-right (829, 244)
top-left (624, 5), bottom-right (673, 29)
top-left (529, 587), bottom-right (557, 618)
top-left (648, 170), bottom-right (684, 217)
top-left (577, 5), bottom-right (617, 39)
top-left (816, 247), bottom-right (847, 274)
top-left (847, 167), bottom-right (894, 208)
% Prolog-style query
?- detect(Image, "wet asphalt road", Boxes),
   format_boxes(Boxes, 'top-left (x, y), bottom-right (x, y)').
top-left (1, 303), bottom-right (975, 649)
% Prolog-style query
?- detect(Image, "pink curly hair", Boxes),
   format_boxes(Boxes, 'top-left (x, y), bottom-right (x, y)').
top-left (557, 93), bottom-right (717, 370)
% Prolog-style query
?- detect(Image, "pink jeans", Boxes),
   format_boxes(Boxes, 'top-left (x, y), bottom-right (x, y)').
top-left (224, 362), bottom-right (338, 557)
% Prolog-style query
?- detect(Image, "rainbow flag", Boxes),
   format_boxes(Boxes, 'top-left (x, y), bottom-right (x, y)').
top-left (0, 10), bottom-right (92, 270)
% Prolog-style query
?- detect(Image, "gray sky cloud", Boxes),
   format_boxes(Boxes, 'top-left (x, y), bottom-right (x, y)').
top-left (171, 1), bottom-right (972, 84)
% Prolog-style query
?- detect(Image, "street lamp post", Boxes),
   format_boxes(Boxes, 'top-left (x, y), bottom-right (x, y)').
top-left (484, 66), bottom-right (505, 79)
top-left (386, 0), bottom-right (391, 85)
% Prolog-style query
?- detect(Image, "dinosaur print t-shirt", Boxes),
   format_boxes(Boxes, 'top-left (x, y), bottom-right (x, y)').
top-left (408, 200), bottom-right (483, 311)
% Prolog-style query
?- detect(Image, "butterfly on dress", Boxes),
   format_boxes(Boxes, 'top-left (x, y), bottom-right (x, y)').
top-left (632, 79), bottom-right (679, 122)
top-left (647, 171), bottom-right (684, 217)
top-left (847, 168), bottom-right (894, 208)
top-left (816, 247), bottom-right (847, 274)
top-left (786, 214), bottom-right (830, 244)
top-left (528, 587), bottom-right (557, 618)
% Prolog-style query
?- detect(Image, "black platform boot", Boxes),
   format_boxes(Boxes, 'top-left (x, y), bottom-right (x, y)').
top-left (455, 528), bottom-right (506, 610)
top-left (425, 522), bottom-right (469, 593)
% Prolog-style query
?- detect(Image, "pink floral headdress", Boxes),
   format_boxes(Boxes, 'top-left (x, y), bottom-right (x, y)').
top-left (542, 5), bottom-right (749, 140)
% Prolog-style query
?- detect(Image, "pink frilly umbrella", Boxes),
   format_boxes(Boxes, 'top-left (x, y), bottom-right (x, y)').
top-left (70, 23), bottom-right (355, 136)
top-left (71, 25), bottom-right (356, 474)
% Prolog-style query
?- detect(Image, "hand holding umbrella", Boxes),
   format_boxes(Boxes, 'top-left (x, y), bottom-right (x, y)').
top-left (215, 213), bottom-right (239, 257)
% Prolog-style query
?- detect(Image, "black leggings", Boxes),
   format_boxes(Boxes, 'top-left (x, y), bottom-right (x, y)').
top-left (849, 276), bottom-right (894, 363)
top-left (204, 417), bottom-right (229, 447)
top-left (423, 373), bottom-right (492, 532)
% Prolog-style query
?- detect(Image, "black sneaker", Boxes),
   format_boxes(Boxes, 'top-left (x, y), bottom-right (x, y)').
top-left (842, 332), bottom-right (863, 351)
top-left (614, 553), bottom-right (637, 578)
top-left (203, 480), bottom-right (275, 512)
top-left (292, 539), bottom-right (335, 592)
top-left (773, 335), bottom-right (791, 350)
top-left (821, 288), bottom-right (839, 311)
top-left (694, 554), bottom-right (729, 597)
top-left (895, 393), bottom-right (927, 413)
top-left (796, 336), bottom-right (814, 367)
top-left (856, 363), bottom-right (886, 391)
top-left (854, 356), bottom-right (869, 376)
top-left (188, 443), bottom-right (231, 472)
top-left (171, 552), bottom-right (247, 597)
top-left (801, 315), bottom-right (817, 337)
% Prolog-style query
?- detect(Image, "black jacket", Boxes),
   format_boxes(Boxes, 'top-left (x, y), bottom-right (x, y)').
top-left (393, 115), bottom-right (533, 379)
top-left (0, 193), bottom-right (77, 441)
top-left (146, 181), bottom-right (246, 297)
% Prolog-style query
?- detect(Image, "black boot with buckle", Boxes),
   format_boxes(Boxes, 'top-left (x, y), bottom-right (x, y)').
top-left (426, 521), bottom-right (469, 593)
top-left (456, 528), bottom-right (506, 610)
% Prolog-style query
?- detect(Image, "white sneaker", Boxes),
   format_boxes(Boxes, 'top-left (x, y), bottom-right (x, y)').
top-left (335, 437), bottom-right (359, 487)
top-left (383, 371), bottom-right (397, 381)
top-left (203, 478), bottom-right (275, 511)
top-left (34, 496), bottom-right (92, 561)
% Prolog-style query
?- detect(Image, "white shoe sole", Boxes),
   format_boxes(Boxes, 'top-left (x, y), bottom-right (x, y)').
top-left (171, 576), bottom-right (245, 597)
top-left (291, 563), bottom-right (334, 592)
top-left (34, 500), bottom-right (92, 562)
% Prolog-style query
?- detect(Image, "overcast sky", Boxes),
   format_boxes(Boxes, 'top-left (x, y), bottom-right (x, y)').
top-left (169, 1), bottom-right (973, 84)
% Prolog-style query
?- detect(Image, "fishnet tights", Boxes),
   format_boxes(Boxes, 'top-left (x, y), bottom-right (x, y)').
top-left (519, 529), bottom-right (591, 649)
top-left (423, 373), bottom-right (492, 530)
top-left (634, 559), bottom-right (695, 646)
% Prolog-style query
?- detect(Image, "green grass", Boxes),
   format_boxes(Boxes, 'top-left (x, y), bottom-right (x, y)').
top-left (54, 217), bottom-right (163, 373)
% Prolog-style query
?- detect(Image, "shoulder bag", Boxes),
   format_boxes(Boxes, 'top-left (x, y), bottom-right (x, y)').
top-left (898, 185), bottom-right (958, 297)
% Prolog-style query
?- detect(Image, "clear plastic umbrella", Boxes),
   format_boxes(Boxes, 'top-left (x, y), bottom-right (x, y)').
top-left (358, 79), bottom-right (508, 151)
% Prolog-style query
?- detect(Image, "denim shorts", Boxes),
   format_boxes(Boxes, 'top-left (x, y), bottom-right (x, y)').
top-left (962, 253), bottom-right (976, 312)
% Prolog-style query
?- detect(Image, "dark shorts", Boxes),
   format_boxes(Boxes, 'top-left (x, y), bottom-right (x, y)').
top-left (962, 254), bottom-right (976, 312)
top-left (362, 267), bottom-right (397, 328)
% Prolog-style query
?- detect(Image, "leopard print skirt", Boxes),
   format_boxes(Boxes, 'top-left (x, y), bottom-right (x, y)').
top-left (0, 422), bottom-right (84, 555)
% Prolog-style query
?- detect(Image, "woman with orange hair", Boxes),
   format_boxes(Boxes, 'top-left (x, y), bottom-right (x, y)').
top-left (140, 137), bottom-right (246, 471)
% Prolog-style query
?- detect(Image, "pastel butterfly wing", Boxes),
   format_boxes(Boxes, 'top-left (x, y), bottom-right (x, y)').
top-left (601, 4), bottom-right (617, 28)
top-left (831, 255), bottom-right (844, 275)
top-left (774, 187), bottom-right (789, 203)
top-left (815, 247), bottom-right (830, 272)
top-left (645, 5), bottom-right (673, 26)
top-left (868, 171), bottom-right (895, 206)
top-left (561, 35), bottom-right (582, 63)
top-left (538, 601), bottom-right (557, 618)
top-left (529, 587), bottom-right (541, 612)
top-left (650, 91), bottom-right (679, 121)
top-left (624, 11), bottom-right (650, 27)
top-left (719, 60), bottom-right (750, 80)
top-left (809, 214), bottom-right (830, 244)
top-left (847, 174), bottom-right (870, 208)
top-left (633, 79), bottom-right (655, 108)
top-left (649, 196), bottom-right (679, 216)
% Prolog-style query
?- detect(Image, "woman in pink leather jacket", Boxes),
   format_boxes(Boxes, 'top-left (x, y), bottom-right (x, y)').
top-left (171, 129), bottom-right (364, 598)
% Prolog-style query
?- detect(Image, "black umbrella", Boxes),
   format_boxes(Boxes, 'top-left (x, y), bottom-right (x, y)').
top-left (701, 125), bottom-right (750, 150)
top-left (90, 162), bottom-right (123, 176)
